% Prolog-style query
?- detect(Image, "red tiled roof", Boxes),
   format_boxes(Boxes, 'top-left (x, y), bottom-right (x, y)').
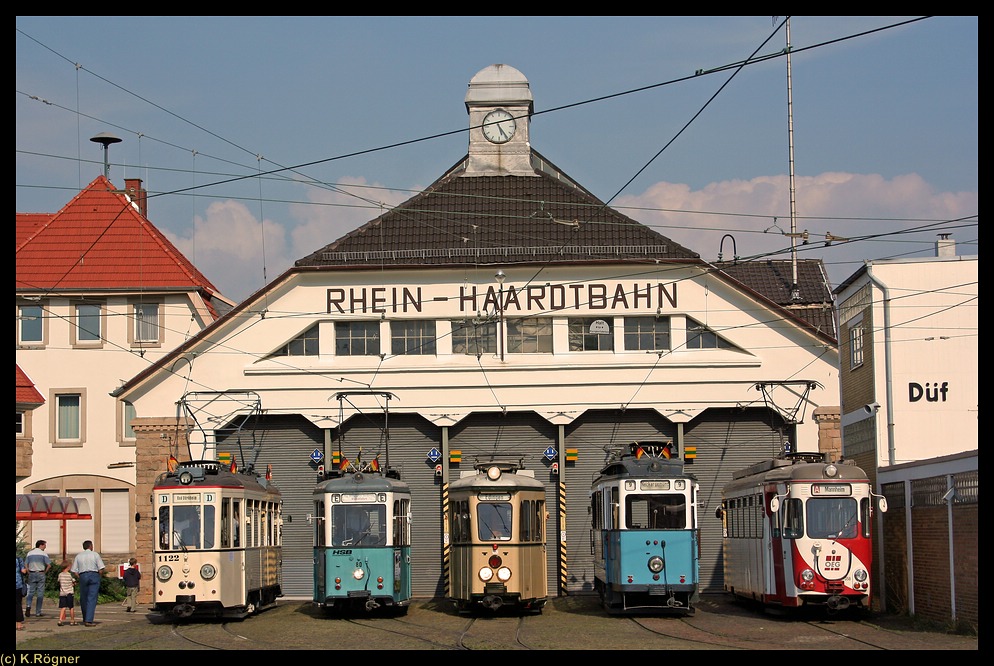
top-left (16, 213), bottom-right (52, 248)
top-left (15, 175), bottom-right (222, 297)
top-left (16, 364), bottom-right (44, 406)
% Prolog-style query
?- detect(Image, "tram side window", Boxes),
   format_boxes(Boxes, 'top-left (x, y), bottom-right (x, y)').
top-left (861, 497), bottom-right (871, 538)
top-left (315, 501), bottom-right (326, 547)
top-left (518, 499), bottom-right (545, 542)
top-left (591, 492), bottom-right (602, 530)
top-left (610, 486), bottom-right (620, 530)
top-left (451, 500), bottom-right (470, 544)
top-left (782, 498), bottom-right (803, 539)
top-left (393, 498), bottom-right (410, 546)
top-left (221, 498), bottom-right (231, 548)
top-left (204, 504), bottom-right (216, 549)
top-left (246, 500), bottom-right (255, 547)
top-left (534, 499), bottom-right (545, 542)
top-left (232, 500), bottom-right (241, 548)
top-left (158, 506), bottom-right (171, 549)
top-left (478, 502), bottom-right (512, 541)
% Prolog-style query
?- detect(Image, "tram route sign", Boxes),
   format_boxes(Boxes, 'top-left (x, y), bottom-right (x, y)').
top-left (310, 448), bottom-right (324, 464)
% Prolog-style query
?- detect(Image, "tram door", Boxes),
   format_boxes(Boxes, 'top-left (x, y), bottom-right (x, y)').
top-left (767, 485), bottom-right (787, 601)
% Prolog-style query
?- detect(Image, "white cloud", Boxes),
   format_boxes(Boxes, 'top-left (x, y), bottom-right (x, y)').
top-left (616, 172), bottom-right (977, 286)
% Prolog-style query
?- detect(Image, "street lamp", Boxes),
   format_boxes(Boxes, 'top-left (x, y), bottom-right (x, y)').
top-left (495, 270), bottom-right (506, 361)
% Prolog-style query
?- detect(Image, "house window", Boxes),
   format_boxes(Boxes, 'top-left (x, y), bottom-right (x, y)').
top-left (850, 323), bottom-right (864, 369)
top-left (123, 401), bottom-right (136, 440)
top-left (75, 303), bottom-right (102, 343)
top-left (506, 317), bottom-right (553, 353)
top-left (452, 319), bottom-right (497, 355)
top-left (16, 411), bottom-right (25, 436)
top-left (19, 304), bottom-right (43, 344)
top-left (269, 324), bottom-right (319, 357)
top-left (56, 393), bottom-right (82, 441)
top-left (568, 317), bottom-right (614, 351)
top-left (624, 316), bottom-right (671, 351)
top-left (686, 318), bottom-right (734, 349)
top-left (335, 321), bottom-right (381, 356)
top-left (391, 320), bottom-right (436, 355)
top-left (133, 303), bottom-right (160, 344)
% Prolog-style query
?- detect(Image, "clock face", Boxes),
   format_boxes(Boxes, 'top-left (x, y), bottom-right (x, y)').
top-left (482, 109), bottom-right (516, 144)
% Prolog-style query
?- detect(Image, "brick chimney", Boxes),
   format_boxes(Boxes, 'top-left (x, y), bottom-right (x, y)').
top-left (124, 178), bottom-right (148, 218)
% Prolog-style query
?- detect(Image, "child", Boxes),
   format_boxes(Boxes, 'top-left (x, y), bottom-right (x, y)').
top-left (57, 560), bottom-right (77, 626)
top-left (122, 557), bottom-right (141, 612)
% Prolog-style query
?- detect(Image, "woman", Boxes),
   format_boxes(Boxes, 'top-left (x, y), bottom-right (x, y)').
top-left (16, 555), bottom-right (27, 631)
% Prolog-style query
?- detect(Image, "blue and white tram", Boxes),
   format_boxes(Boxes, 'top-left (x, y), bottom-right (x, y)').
top-left (312, 461), bottom-right (412, 614)
top-left (591, 442), bottom-right (700, 615)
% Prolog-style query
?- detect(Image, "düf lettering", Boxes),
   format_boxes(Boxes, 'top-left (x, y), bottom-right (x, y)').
top-left (908, 381), bottom-right (949, 403)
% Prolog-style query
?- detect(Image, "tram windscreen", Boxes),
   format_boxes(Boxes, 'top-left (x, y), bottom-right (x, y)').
top-left (478, 502), bottom-right (513, 540)
top-left (626, 495), bottom-right (687, 529)
top-left (332, 505), bottom-right (386, 547)
top-left (806, 497), bottom-right (858, 539)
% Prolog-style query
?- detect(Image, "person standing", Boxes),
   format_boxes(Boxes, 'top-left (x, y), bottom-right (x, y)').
top-left (70, 540), bottom-right (105, 627)
top-left (23, 539), bottom-right (52, 617)
top-left (122, 558), bottom-right (141, 612)
top-left (16, 555), bottom-right (27, 631)
top-left (57, 560), bottom-right (77, 626)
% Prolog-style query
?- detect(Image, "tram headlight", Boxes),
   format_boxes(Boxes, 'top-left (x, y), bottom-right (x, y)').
top-left (824, 463), bottom-right (838, 478)
top-left (800, 568), bottom-right (815, 582)
top-left (200, 563), bottom-right (217, 580)
top-left (156, 565), bottom-right (173, 582)
top-left (497, 567), bottom-right (512, 582)
top-left (854, 569), bottom-right (868, 582)
top-left (647, 556), bottom-right (664, 573)
top-left (352, 568), bottom-right (365, 581)
top-left (478, 567), bottom-right (494, 582)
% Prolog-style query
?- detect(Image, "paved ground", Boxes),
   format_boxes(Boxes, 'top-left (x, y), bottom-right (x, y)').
top-left (15, 594), bottom-right (977, 651)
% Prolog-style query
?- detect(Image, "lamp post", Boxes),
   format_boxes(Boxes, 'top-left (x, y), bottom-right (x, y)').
top-left (495, 270), bottom-right (506, 361)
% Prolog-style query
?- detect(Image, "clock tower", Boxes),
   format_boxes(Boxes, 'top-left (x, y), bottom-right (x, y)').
top-left (463, 64), bottom-right (536, 177)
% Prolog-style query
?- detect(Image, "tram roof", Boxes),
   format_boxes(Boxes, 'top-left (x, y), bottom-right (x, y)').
top-left (314, 471), bottom-right (410, 495)
top-left (155, 460), bottom-right (280, 496)
top-left (723, 456), bottom-right (869, 494)
top-left (594, 454), bottom-right (694, 484)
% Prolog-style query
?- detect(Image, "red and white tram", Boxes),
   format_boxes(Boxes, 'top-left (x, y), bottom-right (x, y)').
top-left (716, 452), bottom-right (887, 613)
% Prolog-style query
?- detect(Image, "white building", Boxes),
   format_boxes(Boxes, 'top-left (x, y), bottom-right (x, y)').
top-left (834, 238), bottom-right (978, 625)
top-left (118, 64), bottom-right (841, 599)
top-left (16, 174), bottom-right (234, 561)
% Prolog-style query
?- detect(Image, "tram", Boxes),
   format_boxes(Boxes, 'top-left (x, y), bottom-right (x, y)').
top-left (591, 441), bottom-right (700, 614)
top-left (448, 460), bottom-right (548, 614)
top-left (716, 451), bottom-right (887, 613)
top-left (312, 456), bottom-right (412, 614)
top-left (152, 458), bottom-right (283, 619)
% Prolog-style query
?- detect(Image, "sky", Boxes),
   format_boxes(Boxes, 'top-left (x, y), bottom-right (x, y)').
top-left (16, 16), bottom-right (977, 305)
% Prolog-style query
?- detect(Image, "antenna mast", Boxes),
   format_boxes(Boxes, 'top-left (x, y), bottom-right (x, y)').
top-left (785, 18), bottom-right (799, 301)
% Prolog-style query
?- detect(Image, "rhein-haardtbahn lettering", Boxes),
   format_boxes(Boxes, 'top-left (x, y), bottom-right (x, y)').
top-left (327, 282), bottom-right (678, 314)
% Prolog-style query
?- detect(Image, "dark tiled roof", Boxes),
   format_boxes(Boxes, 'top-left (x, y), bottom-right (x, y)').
top-left (296, 157), bottom-right (700, 269)
top-left (714, 259), bottom-right (836, 339)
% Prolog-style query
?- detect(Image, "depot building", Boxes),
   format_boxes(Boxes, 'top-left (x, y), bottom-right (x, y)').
top-left (120, 64), bottom-right (840, 599)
